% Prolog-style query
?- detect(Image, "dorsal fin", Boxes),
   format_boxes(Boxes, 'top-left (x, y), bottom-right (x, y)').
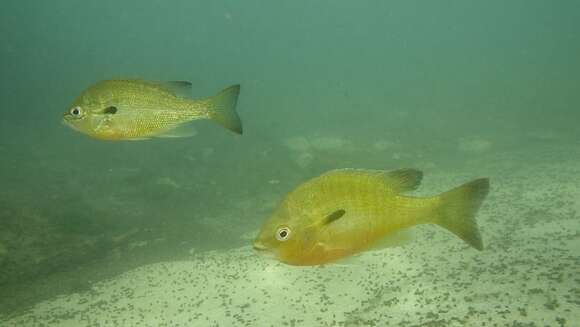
top-left (382, 168), bottom-right (423, 193)
top-left (157, 81), bottom-right (193, 98)
top-left (320, 168), bottom-right (423, 194)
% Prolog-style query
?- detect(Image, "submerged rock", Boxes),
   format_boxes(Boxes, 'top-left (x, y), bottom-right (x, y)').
top-left (284, 135), bottom-right (353, 153)
top-left (310, 136), bottom-right (350, 151)
top-left (284, 134), bottom-right (357, 169)
top-left (295, 152), bottom-right (314, 169)
top-left (284, 136), bottom-right (311, 152)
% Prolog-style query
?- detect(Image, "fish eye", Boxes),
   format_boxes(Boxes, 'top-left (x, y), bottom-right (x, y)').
top-left (276, 226), bottom-right (291, 241)
top-left (70, 106), bottom-right (82, 117)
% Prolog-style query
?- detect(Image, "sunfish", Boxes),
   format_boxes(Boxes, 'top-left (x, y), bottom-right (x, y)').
top-left (253, 168), bottom-right (489, 266)
top-left (63, 79), bottom-right (242, 140)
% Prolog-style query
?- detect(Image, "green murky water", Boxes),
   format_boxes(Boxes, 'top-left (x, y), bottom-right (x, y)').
top-left (1, 1), bottom-right (578, 325)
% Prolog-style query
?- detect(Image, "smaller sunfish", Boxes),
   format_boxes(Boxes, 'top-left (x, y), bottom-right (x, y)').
top-left (63, 79), bottom-right (242, 140)
top-left (254, 168), bottom-right (489, 266)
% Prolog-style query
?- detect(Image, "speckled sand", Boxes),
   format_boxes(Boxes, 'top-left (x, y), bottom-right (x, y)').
top-left (2, 159), bottom-right (579, 326)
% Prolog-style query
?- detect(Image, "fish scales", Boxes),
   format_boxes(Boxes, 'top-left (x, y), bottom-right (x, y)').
top-left (63, 79), bottom-right (242, 140)
top-left (254, 168), bottom-right (489, 265)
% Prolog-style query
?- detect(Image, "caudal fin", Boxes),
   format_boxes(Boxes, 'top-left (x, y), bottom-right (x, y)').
top-left (434, 178), bottom-right (489, 250)
top-left (207, 84), bottom-right (242, 134)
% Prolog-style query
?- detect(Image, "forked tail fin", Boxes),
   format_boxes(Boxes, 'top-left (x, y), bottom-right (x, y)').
top-left (207, 84), bottom-right (242, 134)
top-left (434, 178), bottom-right (490, 250)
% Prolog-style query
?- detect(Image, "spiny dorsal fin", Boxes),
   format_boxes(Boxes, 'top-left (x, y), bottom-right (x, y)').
top-left (157, 81), bottom-right (193, 98)
top-left (322, 168), bottom-right (423, 194)
top-left (382, 168), bottom-right (423, 193)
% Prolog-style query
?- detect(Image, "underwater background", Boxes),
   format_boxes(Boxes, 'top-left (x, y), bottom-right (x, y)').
top-left (0, 0), bottom-right (579, 325)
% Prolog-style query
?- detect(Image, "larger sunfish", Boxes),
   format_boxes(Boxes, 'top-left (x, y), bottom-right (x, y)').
top-left (253, 168), bottom-right (489, 266)
top-left (63, 79), bottom-right (242, 140)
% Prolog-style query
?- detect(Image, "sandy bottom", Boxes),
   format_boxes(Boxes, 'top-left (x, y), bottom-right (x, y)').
top-left (2, 155), bottom-right (579, 326)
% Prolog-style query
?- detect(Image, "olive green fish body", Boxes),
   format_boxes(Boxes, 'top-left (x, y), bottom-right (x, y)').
top-left (254, 169), bottom-right (489, 266)
top-left (281, 170), bottom-right (430, 263)
top-left (63, 79), bottom-right (241, 140)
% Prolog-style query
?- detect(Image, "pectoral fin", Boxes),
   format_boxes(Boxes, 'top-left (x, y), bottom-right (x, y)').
top-left (102, 106), bottom-right (118, 115)
top-left (304, 209), bottom-right (347, 231)
top-left (323, 209), bottom-right (346, 225)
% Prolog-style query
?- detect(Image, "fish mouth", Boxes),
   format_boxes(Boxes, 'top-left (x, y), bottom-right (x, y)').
top-left (61, 117), bottom-right (83, 133)
top-left (252, 242), bottom-right (277, 260)
top-left (62, 116), bottom-right (74, 127)
top-left (252, 241), bottom-right (268, 251)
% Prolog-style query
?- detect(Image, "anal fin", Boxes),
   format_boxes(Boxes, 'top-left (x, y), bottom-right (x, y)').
top-left (370, 229), bottom-right (414, 250)
top-left (154, 123), bottom-right (198, 138)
